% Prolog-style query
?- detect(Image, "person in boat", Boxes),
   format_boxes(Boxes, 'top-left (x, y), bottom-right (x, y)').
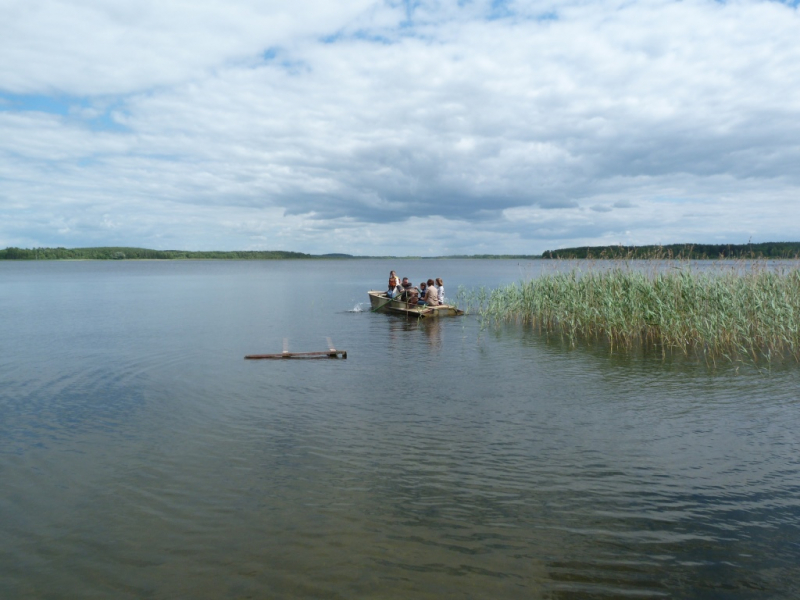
top-left (435, 278), bottom-right (445, 305)
top-left (400, 279), bottom-right (419, 305)
top-left (387, 276), bottom-right (402, 298)
top-left (423, 278), bottom-right (439, 306)
top-left (399, 277), bottom-right (411, 299)
top-left (418, 281), bottom-right (427, 305)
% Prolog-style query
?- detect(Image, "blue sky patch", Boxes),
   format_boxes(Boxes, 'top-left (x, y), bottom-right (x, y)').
top-left (0, 93), bottom-right (75, 116)
top-left (488, 0), bottom-right (515, 20)
top-left (0, 93), bottom-right (129, 132)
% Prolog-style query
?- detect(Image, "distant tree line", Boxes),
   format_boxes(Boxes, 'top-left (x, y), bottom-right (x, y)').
top-left (0, 247), bottom-right (314, 260)
top-left (3, 243), bottom-right (799, 261)
top-left (0, 247), bottom-right (541, 260)
top-left (542, 242), bottom-right (800, 260)
top-left (436, 254), bottom-right (540, 260)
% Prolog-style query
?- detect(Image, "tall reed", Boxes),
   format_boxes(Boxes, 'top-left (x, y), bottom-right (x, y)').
top-left (460, 263), bottom-right (800, 363)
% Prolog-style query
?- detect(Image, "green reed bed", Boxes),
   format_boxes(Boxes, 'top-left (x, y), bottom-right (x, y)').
top-left (462, 265), bottom-right (800, 364)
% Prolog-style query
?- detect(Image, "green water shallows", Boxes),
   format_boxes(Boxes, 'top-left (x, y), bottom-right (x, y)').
top-left (1, 259), bottom-right (799, 599)
top-left (464, 262), bottom-right (800, 364)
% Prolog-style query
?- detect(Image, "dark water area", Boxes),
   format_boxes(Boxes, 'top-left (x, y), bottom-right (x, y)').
top-left (1, 259), bottom-right (799, 599)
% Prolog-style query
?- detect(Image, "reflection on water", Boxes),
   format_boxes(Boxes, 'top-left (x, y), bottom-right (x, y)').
top-left (384, 316), bottom-right (443, 352)
top-left (1, 260), bottom-right (799, 599)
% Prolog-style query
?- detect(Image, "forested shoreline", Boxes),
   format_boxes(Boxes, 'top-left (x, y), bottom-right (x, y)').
top-left (0, 247), bottom-right (315, 260)
top-left (542, 242), bottom-right (800, 259)
top-left (1, 242), bottom-right (800, 260)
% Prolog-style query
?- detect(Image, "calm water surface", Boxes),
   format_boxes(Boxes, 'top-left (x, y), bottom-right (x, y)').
top-left (1, 260), bottom-right (799, 599)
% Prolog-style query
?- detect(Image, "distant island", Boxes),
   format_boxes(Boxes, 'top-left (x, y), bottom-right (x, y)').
top-left (1, 242), bottom-right (799, 260)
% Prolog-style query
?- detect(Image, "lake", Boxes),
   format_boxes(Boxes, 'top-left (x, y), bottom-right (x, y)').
top-left (1, 259), bottom-right (799, 599)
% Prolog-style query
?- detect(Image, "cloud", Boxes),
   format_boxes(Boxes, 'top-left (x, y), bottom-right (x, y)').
top-left (1, 0), bottom-right (799, 254)
top-left (0, 0), bottom-right (379, 95)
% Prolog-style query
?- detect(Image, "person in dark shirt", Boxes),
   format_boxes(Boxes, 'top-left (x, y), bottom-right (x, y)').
top-left (400, 279), bottom-right (419, 304)
top-left (418, 281), bottom-right (427, 305)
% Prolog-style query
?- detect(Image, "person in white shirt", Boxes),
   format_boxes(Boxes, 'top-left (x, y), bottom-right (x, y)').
top-left (435, 278), bottom-right (445, 305)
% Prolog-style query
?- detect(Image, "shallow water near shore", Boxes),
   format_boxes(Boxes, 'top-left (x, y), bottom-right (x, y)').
top-left (1, 259), bottom-right (799, 599)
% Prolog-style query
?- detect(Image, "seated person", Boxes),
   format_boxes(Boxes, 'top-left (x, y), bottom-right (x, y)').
top-left (387, 277), bottom-right (402, 298)
top-left (400, 279), bottom-right (419, 304)
top-left (418, 282), bottom-right (427, 305)
top-left (423, 279), bottom-right (439, 306)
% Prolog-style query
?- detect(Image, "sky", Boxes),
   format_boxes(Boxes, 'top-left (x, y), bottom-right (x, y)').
top-left (1, 0), bottom-right (799, 256)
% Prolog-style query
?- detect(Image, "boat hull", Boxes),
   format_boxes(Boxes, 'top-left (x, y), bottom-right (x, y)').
top-left (367, 291), bottom-right (464, 318)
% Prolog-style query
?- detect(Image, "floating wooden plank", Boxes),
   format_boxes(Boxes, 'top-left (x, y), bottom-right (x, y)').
top-left (246, 338), bottom-right (347, 359)
top-left (245, 350), bottom-right (347, 360)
